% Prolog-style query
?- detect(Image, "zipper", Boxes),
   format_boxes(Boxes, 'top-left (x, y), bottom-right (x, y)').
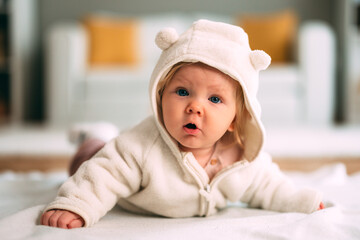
top-left (183, 153), bottom-right (249, 216)
top-left (203, 183), bottom-right (212, 216)
top-left (205, 184), bottom-right (211, 193)
top-left (204, 160), bottom-right (249, 216)
top-left (183, 153), bottom-right (210, 216)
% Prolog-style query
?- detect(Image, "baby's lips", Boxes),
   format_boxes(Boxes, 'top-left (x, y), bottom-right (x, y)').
top-left (183, 126), bottom-right (200, 135)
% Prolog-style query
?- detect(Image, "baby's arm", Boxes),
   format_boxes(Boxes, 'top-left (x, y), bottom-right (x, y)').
top-left (41, 209), bottom-right (84, 229)
top-left (242, 152), bottom-right (323, 213)
top-left (42, 137), bottom-right (143, 227)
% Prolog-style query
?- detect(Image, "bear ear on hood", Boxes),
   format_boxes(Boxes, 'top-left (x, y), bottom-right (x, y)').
top-left (155, 27), bottom-right (179, 50)
top-left (250, 50), bottom-right (271, 71)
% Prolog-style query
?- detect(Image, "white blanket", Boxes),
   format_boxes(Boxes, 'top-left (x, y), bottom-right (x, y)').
top-left (0, 164), bottom-right (359, 240)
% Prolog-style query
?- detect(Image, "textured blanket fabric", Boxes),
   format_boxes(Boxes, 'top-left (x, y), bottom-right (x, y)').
top-left (0, 164), bottom-right (359, 240)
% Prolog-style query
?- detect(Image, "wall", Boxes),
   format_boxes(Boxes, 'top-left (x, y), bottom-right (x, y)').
top-left (35, 0), bottom-right (337, 122)
top-left (39, 0), bottom-right (335, 31)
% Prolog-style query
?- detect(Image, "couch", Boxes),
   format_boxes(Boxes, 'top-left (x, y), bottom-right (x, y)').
top-left (45, 13), bottom-right (336, 130)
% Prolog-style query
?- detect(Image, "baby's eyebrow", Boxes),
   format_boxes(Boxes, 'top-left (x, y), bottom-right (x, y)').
top-left (209, 84), bottom-right (237, 99)
top-left (208, 84), bottom-right (229, 93)
top-left (172, 75), bottom-right (193, 86)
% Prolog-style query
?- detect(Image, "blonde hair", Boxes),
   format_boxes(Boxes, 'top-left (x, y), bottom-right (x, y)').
top-left (156, 62), bottom-right (247, 149)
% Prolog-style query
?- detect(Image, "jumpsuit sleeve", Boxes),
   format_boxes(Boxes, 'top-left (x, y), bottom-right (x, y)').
top-left (43, 138), bottom-right (143, 227)
top-left (240, 152), bottom-right (323, 213)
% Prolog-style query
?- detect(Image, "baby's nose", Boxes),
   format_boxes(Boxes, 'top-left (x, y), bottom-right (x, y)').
top-left (186, 102), bottom-right (203, 116)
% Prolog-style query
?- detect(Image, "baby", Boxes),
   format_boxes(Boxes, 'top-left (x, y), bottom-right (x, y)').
top-left (41, 19), bottom-right (323, 229)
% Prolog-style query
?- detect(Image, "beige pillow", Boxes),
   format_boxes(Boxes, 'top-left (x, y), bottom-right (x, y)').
top-left (83, 16), bottom-right (140, 66)
top-left (239, 10), bottom-right (298, 63)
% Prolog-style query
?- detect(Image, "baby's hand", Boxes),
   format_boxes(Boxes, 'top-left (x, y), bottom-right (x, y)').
top-left (318, 202), bottom-right (325, 210)
top-left (41, 209), bottom-right (85, 229)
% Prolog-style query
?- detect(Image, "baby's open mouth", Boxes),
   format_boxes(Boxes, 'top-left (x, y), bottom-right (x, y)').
top-left (185, 123), bottom-right (197, 129)
top-left (183, 123), bottom-right (200, 135)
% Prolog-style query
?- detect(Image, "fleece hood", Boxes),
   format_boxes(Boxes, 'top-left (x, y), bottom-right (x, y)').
top-left (148, 19), bottom-right (271, 161)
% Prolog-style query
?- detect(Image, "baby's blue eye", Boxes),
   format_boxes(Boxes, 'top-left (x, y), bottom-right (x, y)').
top-left (209, 96), bottom-right (221, 103)
top-left (176, 89), bottom-right (189, 96)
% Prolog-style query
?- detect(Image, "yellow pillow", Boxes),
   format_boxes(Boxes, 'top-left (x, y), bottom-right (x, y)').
top-left (239, 10), bottom-right (298, 63)
top-left (83, 16), bottom-right (139, 66)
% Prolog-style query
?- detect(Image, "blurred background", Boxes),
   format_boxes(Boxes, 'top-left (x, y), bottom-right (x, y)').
top-left (0, 0), bottom-right (359, 172)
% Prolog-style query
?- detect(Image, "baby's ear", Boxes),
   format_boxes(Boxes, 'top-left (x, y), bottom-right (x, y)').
top-left (227, 120), bottom-right (235, 132)
top-left (250, 50), bottom-right (271, 71)
top-left (155, 27), bottom-right (179, 50)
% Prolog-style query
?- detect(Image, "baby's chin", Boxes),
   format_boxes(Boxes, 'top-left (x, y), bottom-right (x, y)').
top-left (177, 142), bottom-right (215, 153)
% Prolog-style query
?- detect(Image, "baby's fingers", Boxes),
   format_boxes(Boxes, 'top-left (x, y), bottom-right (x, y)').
top-left (68, 218), bottom-right (85, 229)
top-left (58, 211), bottom-right (84, 229)
top-left (41, 210), bottom-right (56, 226)
top-left (41, 210), bottom-right (63, 227)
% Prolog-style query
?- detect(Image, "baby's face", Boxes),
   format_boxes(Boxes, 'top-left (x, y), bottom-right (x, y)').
top-left (161, 63), bottom-right (237, 152)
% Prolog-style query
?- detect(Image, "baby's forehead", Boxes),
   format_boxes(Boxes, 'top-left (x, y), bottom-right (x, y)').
top-left (172, 63), bottom-right (239, 89)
